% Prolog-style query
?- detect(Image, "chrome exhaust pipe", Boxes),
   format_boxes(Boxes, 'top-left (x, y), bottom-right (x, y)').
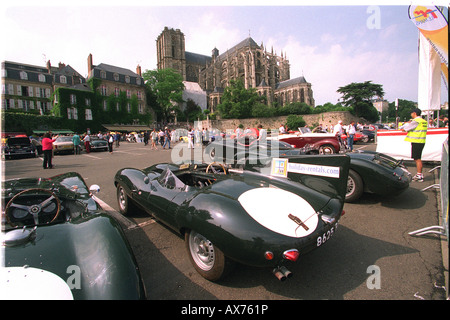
top-left (279, 266), bottom-right (293, 279)
top-left (273, 268), bottom-right (286, 281)
top-left (273, 266), bottom-right (293, 281)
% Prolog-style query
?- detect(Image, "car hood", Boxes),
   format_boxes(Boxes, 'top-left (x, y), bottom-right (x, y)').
top-left (54, 141), bottom-right (73, 145)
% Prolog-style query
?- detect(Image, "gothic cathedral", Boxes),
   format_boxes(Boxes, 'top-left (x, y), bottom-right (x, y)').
top-left (156, 27), bottom-right (314, 113)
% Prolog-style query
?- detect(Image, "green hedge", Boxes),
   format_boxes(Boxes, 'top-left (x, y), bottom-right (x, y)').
top-left (1, 111), bottom-right (103, 136)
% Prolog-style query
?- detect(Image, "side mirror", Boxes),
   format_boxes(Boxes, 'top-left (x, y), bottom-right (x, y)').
top-left (89, 184), bottom-right (101, 194)
top-left (144, 176), bottom-right (150, 184)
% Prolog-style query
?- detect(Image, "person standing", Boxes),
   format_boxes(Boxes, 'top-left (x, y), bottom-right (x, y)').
top-left (150, 129), bottom-right (158, 150)
top-left (257, 124), bottom-right (267, 141)
top-left (144, 130), bottom-right (149, 146)
top-left (347, 121), bottom-right (356, 151)
top-left (333, 120), bottom-right (345, 150)
top-left (333, 120), bottom-right (344, 136)
top-left (163, 127), bottom-right (171, 149)
top-left (401, 108), bottom-right (428, 182)
top-left (72, 132), bottom-right (81, 155)
top-left (188, 128), bottom-right (194, 149)
top-left (115, 132), bottom-right (120, 147)
top-left (107, 132), bottom-right (114, 153)
top-left (42, 132), bottom-right (57, 169)
top-left (83, 133), bottom-right (91, 153)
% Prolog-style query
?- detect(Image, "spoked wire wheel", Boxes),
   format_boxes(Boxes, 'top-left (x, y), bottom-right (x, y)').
top-left (185, 230), bottom-right (234, 281)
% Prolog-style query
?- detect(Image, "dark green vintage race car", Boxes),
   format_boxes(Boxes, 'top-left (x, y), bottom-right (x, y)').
top-left (114, 155), bottom-right (350, 281)
top-left (1, 172), bottom-right (146, 300)
top-left (205, 138), bottom-right (412, 203)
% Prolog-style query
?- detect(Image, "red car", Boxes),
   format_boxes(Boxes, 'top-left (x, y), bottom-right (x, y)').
top-left (269, 127), bottom-right (344, 154)
top-left (341, 131), bottom-right (369, 143)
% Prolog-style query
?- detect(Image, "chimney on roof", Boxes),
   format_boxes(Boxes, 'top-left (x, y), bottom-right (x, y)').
top-left (136, 64), bottom-right (142, 77)
top-left (58, 62), bottom-right (66, 70)
top-left (87, 54), bottom-right (93, 77)
top-left (46, 60), bottom-right (51, 74)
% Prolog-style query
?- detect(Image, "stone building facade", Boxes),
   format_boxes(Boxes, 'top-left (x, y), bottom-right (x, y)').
top-left (156, 27), bottom-right (315, 113)
top-left (1, 60), bottom-right (85, 114)
top-left (87, 54), bottom-right (146, 115)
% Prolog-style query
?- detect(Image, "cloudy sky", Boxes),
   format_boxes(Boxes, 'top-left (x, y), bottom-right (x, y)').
top-left (1, 0), bottom-right (448, 106)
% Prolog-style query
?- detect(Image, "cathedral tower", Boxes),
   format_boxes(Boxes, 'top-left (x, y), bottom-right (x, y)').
top-left (156, 27), bottom-right (186, 80)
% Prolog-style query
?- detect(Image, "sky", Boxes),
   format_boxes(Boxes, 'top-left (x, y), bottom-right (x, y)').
top-left (1, 0), bottom-right (448, 106)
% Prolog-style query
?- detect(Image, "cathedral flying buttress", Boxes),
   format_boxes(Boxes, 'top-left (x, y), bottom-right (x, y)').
top-left (156, 27), bottom-right (314, 113)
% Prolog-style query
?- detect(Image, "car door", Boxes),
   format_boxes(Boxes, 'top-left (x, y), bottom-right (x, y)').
top-left (147, 169), bottom-right (194, 229)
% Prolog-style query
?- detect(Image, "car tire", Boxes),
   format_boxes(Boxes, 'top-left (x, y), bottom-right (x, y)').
top-left (346, 169), bottom-right (364, 202)
top-left (185, 230), bottom-right (234, 281)
top-left (318, 144), bottom-right (335, 154)
top-left (116, 184), bottom-right (136, 215)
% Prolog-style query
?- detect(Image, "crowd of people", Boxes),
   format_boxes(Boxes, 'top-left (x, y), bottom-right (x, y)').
top-left (34, 109), bottom-right (447, 174)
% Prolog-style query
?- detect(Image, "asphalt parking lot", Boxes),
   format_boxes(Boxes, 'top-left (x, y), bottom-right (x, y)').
top-left (2, 140), bottom-right (447, 300)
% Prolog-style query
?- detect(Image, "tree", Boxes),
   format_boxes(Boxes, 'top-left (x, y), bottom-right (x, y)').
top-left (387, 99), bottom-right (417, 122)
top-left (143, 68), bottom-right (185, 123)
top-left (285, 115), bottom-right (306, 130)
top-left (217, 79), bottom-right (265, 119)
top-left (337, 81), bottom-right (384, 122)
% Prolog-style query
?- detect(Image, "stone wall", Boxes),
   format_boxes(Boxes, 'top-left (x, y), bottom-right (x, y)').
top-left (195, 111), bottom-right (365, 131)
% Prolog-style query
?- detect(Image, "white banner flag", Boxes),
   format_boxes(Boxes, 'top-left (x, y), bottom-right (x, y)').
top-left (417, 32), bottom-right (442, 111)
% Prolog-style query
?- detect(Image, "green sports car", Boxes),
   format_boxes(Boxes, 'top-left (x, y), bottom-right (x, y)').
top-left (114, 155), bottom-right (350, 281)
top-left (2, 172), bottom-right (146, 300)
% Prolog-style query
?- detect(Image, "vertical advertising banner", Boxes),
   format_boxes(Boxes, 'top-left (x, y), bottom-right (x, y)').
top-left (417, 32), bottom-right (442, 110)
top-left (409, 6), bottom-right (449, 90)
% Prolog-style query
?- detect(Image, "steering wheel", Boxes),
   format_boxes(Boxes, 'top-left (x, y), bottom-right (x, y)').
top-left (206, 162), bottom-right (227, 175)
top-left (5, 188), bottom-right (61, 227)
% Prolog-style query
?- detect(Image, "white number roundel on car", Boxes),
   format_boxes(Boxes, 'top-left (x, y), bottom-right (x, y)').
top-left (238, 187), bottom-right (319, 238)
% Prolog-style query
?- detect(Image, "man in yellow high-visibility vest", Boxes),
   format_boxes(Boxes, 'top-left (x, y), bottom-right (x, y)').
top-left (401, 108), bottom-right (428, 182)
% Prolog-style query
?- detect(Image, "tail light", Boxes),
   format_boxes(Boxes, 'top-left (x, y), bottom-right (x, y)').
top-left (283, 249), bottom-right (299, 262)
top-left (264, 251), bottom-right (274, 260)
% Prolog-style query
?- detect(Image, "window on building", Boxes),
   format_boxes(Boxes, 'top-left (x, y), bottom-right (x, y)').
top-left (70, 94), bottom-right (77, 105)
top-left (85, 98), bottom-right (91, 106)
top-left (125, 76), bottom-right (130, 84)
top-left (20, 86), bottom-right (29, 97)
top-left (39, 74), bottom-right (46, 82)
top-left (100, 71), bottom-right (106, 79)
top-left (114, 73), bottom-right (119, 81)
top-left (85, 109), bottom-right (93, 120)
top-left (60, 75), bottom-right (67, 84)
top-left (67, 107), bottom-right (78, 120)
top-left (101, 85), bottom-right (107, 96)
top-left (20, 71), bottom-right (28, 80)
top-left (114, 87), bottom-right (119, 97)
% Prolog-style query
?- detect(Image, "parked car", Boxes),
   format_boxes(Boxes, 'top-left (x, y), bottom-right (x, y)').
top-left (344, 150), bottom-right (411, 202)
top-left (361, 129), bottom-right (376, 142)
top-left (30, 138), bottom-right (43, 155)
top-left (89, 137), bottom-right (108, 152)
top-left (341, 131), bottom-right (369, 143)
top-left (2, 172), bottom-right (146, 299)
top-left (114, 155), bottom-right (350, 281)
top-left (205, 138), bottom-right (318, 164)
top-left (2, 136), bottom-right (38, 159)
top-left (208, 141), bottom-right (411, 203)
top-left (268, 127), bottom-right (344, 154)
top-left (53, 136), bottom-right (74, 154)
